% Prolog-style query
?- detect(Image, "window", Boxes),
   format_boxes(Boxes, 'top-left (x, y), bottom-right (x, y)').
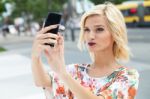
top-left (144, 7), bottom-right (150, 15)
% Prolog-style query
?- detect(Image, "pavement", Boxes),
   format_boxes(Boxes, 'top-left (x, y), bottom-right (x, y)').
top-left (0, 33), bottom-right (150, 99)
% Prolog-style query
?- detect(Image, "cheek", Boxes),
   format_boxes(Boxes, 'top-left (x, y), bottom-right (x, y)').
top-left (83, 33), bottom-right (87, 41)
top-left (98, 32), bottom-right (113, 45)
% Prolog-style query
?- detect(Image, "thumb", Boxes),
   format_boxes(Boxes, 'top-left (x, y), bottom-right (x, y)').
top-left (44, 49), bottom-right (49, 58)
top-left (43, 47), bottom-right (51, 59)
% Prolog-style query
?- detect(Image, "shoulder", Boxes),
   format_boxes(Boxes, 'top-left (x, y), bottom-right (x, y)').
top-left (120, 66), bottom-right (139, 80)
top-left (48, 64), bottom-right (88, 78)
top-left (101, 67), bottom-right (139, 98)
top-left (115, 66), bottom-right (139, 88)
top-left (66, 63), bottom-right (88, 73)
top-left (109, 66), bottom-right (139, 89)
top-left (65, 64), bottom-right (88, 79)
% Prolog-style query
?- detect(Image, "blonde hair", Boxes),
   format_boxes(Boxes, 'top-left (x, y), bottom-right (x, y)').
top-left (77, 2), bottom-right (131, 62)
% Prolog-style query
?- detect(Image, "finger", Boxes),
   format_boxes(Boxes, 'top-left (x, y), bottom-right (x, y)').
top-left (44, 51), bottom-right (52, 62)
top-left (58, 32), bottom-right (63, 36)
top-left (41, 24), bottom-right (58, 34)
top-left (38, 38), bottom-right (58, 45)
top-left (36, 33), bottom-right (59, 40)
top-left (35, 24), bottom-right (58, 35)
top-left (35, 27), bottom-right (45, 35)
top-left (53, 36), bottom-right (64, 52)
top-left (35, 24), bottom-right (58, 36)
top-left (58, 34), bottom-right (64, 45)
top-left (44, 50), bottom-right (50, 59)
top-left (39, 44), bottom-right (52, 53)
top-left (43, 46), bottom-right (53, 60)
top-left (44, 47), bottom-right (51, 56)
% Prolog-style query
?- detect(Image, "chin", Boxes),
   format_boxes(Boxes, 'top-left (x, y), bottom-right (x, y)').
top-left (88, 47), bottom-right (107, 53)
top-left (88, 47), bottom-right (98, 52)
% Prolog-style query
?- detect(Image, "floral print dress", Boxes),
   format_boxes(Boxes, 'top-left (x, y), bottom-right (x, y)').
top-left (46, 64), bottom-right (139, 99)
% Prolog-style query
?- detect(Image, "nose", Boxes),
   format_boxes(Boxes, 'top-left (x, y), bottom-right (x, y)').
top-left (89, 31), bottom-right (95, 40)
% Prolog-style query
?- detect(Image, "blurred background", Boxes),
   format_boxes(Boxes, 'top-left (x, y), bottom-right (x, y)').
top-left (0, 0), bottom-right (150, 99)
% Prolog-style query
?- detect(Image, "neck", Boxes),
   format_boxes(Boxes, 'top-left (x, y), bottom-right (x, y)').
top-left (92, 50), bottom-right (117, 69)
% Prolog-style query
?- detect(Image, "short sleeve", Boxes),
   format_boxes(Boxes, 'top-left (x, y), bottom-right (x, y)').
top-left (99, 68), bottom-right (139, 99)
top-left (44, 64), bottom-right (82, 98)
top-left (47, 64), bottom-right (78, 87)
top-left (66, 64), bottom-right (78, 78)
top-left (43, 70), bottom-right (55, 99)
top-left (48, 64), bottom-right (84, 80)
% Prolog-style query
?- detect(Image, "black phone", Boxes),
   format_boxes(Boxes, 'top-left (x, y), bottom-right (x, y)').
top-left (43, 12), bottom-right (62, 47)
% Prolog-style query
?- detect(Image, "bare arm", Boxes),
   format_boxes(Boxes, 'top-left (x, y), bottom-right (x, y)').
top-left (31, 56), bottom-right (51, 87)
top-left (43, 34), bottom-right (104, 99)
top-left (31, 25), bottom-right (59, 88)
top-left (59, 69), bottom-right (138, 99)
top-left (59, 68), bottom-right (138, 99)
top-left (59, 70), bottom-right (104, 99)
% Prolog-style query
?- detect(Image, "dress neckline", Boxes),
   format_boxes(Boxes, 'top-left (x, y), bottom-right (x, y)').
top-left (84, 64), bottom-right (125, 79)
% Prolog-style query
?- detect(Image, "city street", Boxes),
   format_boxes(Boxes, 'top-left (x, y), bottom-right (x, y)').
top-left (0, 28), bottom-right (150, 99)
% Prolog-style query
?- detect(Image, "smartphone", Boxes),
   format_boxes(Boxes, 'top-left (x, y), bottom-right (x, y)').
top-left (43, 12), bottom-right (62, 47)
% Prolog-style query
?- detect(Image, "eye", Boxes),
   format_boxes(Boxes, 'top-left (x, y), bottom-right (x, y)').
top-left (84, 28), bottom-right (90, 33)
top-left (96, 28), bottom-right (104, 33)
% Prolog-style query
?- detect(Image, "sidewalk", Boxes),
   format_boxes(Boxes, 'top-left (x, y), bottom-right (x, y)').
top-left (0, 34), bottom-right (79, 99)
top-left (0, 34), bottom-right (34, 45)
top-left (0, 34), bottom-right (150, 99)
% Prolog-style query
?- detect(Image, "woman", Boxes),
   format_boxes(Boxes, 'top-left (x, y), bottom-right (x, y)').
top-left (32, 2), bottom-right (139, 99)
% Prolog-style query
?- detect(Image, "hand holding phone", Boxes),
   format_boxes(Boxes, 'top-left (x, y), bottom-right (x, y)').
top-left (44, 12), bottom-right (62, 47)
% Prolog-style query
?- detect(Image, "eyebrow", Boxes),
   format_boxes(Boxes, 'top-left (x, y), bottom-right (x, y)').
top-left (84, 25), bottom-right (104, 28)
top-left (94, 25), bottom-right (104, 27)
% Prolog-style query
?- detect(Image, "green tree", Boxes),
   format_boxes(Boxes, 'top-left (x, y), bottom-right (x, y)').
top-left (50, 0), bottom-right (68, 12)
top-left (0, 1), bottom-right (6, 13)
top-left (2, 0), bottom-right (68, 22)
top-left (10, 0), bottom-right (49, 22)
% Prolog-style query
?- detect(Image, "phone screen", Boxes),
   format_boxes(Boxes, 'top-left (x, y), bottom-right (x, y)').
top-left (44, 12), bottom-right (62, 34)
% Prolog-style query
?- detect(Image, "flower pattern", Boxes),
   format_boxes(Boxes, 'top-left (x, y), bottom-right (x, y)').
top-left (48, 64), bottom-right (139, 99)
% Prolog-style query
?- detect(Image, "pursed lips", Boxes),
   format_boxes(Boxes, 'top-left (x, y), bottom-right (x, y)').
top-left (88, 42), bottom-right (96, 46)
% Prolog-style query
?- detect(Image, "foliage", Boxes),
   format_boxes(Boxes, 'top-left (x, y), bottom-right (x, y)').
top-left (2, 0), bottom-right (129, 22)
top-left (50, 0), bottom-right (68, 12)
top-left (1, 0), bottom-right (68, 22)
top-left (0, 1), bottom-right (6, 13)
top-left (0, 47), bottom-right (6, 52)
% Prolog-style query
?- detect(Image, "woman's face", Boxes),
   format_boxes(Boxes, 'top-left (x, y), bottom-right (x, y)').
top-left (83, 15), bottom-right (114, 53)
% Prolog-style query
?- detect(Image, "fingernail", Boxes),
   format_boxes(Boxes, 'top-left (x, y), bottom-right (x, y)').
top-left (59, 25), bottom-right (65, 31)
